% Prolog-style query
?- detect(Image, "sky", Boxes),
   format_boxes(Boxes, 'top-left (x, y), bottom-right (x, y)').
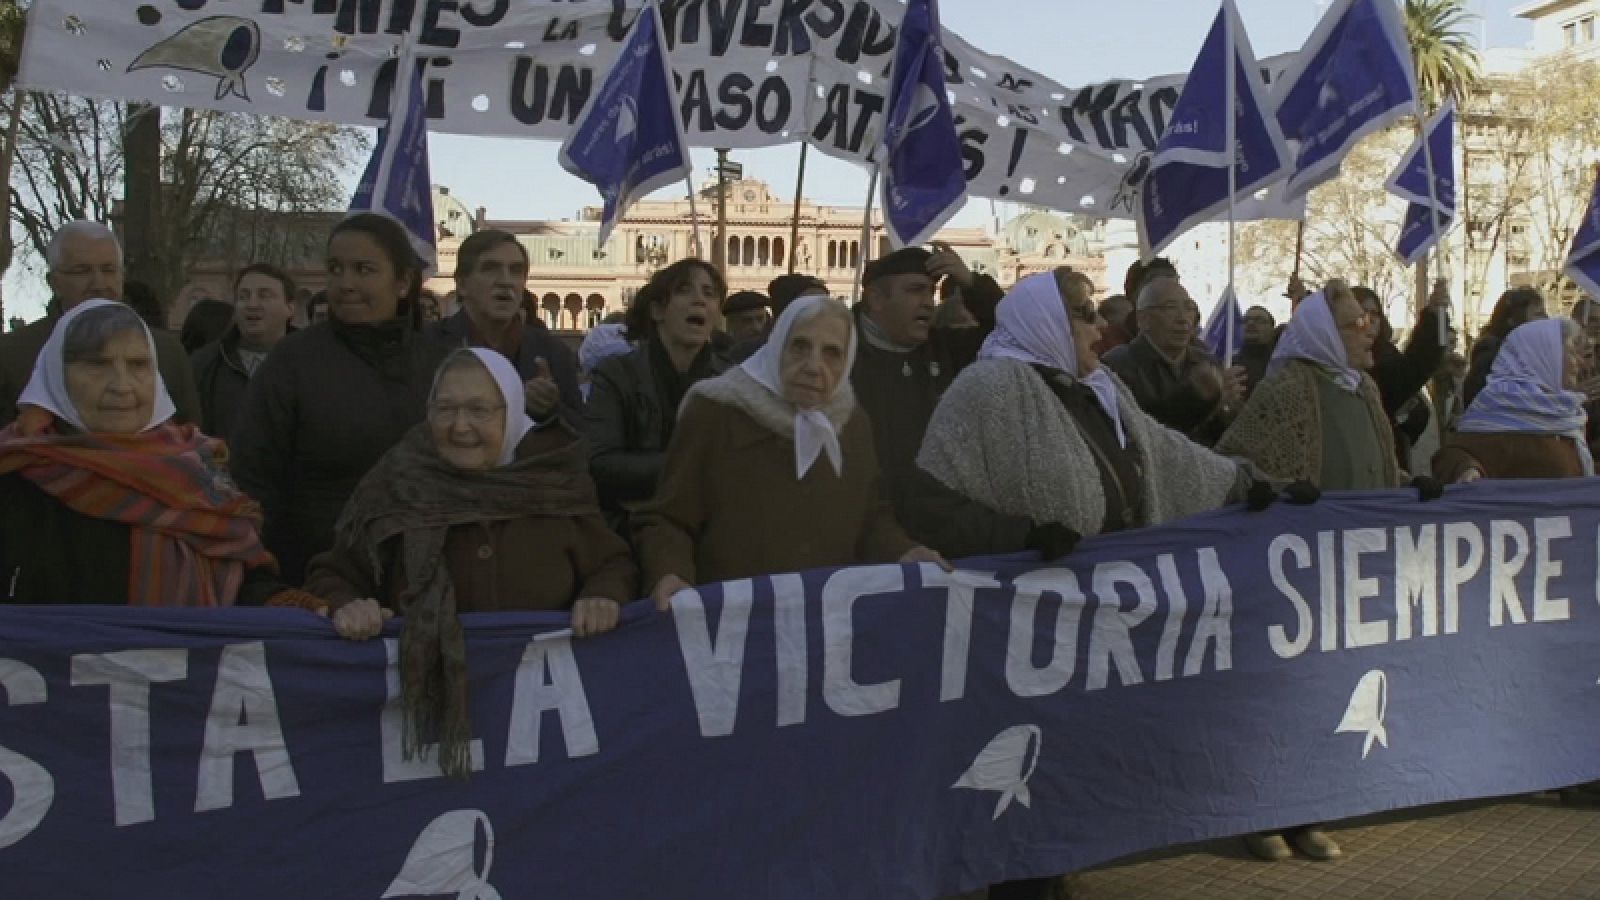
top-left (3, 0), bottom-right (1535, 321)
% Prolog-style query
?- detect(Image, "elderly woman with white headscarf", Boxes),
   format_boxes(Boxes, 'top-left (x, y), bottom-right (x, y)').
top-left (0, 300), bottom-right (298, 608)
top-left (1217, 279), bottom-right (1443, 864)
top-left (916, 269), bottom-right (1270, 557)
top-left (637, 295), bottom-right (946, 609)
top-left (1434, 317), bottom-right (1593, 482)
top-left (307, 347), bottom-right (636, 776)
top-left (1218, 279), bottom-right (1444, 501)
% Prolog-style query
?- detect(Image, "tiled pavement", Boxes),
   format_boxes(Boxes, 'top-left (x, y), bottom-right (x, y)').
top-left (1060, 793), bottom-right (1600, 899)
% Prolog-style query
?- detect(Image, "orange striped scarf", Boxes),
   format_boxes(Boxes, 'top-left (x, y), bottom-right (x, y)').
top-left (0, 419), bottom-right (275, 607)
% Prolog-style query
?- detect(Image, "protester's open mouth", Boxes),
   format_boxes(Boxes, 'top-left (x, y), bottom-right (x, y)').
top-left (685, 313), bottom-right (708, 328)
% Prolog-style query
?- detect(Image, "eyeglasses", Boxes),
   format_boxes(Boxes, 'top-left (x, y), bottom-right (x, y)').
top-left (427, 403), bottom-right (504, 425)
top-left (1068, 303), bottom-right (1099, 323)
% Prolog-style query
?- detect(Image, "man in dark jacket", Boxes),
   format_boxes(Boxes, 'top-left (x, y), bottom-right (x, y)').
top-left (429, 229), bottom-right (582, 421)
top-left (190, 263), bottom-right (297, 441)
top-left (852, 244), bottom-right (1031, 554)
top-left (1103, 276), bottom-right (1242, 446)
top-left (0, 221), bottom-right (201, 426)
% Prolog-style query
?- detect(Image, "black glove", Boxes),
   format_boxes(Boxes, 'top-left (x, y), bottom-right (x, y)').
top-left (1025, 523), bottom-right (1081, 560)
top-left (1283, 479), bottom-right (1322, 505)
top-left (1412, 475), bottom-right (1445, 502)
top-left (1245, 478), bottom-right (1279, 512)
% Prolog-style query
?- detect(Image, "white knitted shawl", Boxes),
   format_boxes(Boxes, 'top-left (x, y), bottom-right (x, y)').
top-left (917, 358), bottom-right (1243, 536)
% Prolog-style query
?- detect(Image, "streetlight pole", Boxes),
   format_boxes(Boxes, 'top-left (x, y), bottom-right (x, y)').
top-left (714, 147), bottom-right (730, 275)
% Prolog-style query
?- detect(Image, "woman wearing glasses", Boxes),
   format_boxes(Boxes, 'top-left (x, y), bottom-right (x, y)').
top-left (915, 268), bottom-right (1263, 561)
top-left (307, 348), bottom-right (635, 775)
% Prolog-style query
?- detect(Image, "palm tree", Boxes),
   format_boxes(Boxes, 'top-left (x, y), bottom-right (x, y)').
top-left (1402, 0), bottom-right (1481, 324)
top-left (1405, 0), bottom-right (1482, 113)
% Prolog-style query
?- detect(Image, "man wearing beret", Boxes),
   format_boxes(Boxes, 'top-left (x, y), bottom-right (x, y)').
top-left (855, 243), bottom-right (1037, 555)
top-left (721, 290), bottom-right (771, 345)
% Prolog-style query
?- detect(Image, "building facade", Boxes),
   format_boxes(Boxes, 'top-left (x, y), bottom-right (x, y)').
top-left (424, 179), bottom-right (1110, 332)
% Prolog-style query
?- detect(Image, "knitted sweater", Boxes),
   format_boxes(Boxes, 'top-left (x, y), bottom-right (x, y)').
top-left (1215, 359), bottom-right (1402, 487)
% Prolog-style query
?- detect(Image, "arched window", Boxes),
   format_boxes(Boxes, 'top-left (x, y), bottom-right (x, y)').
top-left (773, 238), bottom-right (786, 269)
top-left (729, 236), bottom-right (741, 266)
top-left (585, 294), bottom-right (606, 330)
top-left (563, 294), bottom-right (583, 330)
top-left (742, 236), bottom-right (756, 266)
top-left (849, 241), bottom-right (860, 269)
top-left (758, 237), bottom-right (770, 267)
top-left (827, 241), bottom-right (837, 269)
top-left (541, 295), bottom-right (561, 330)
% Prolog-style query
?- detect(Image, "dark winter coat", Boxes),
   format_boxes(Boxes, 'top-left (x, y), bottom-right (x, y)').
top-left (1102, 335), bottom-right (1227, 445)
top-left (230, 317), bottom-right (453, 585)
top-left (189, 325), bottom-right (276, 443)
top-left (583, 337), bottom-right (730, 531)
top-left (633, 390), bottom-right (915, 588)
top-left (0, 472), bottom-right (282, 606)
top-left (850, 274), bottom-right (1003, 523)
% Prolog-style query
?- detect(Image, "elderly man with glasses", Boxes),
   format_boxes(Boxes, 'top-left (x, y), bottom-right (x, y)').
top-left (1102, 276), bottom-right (1245, 446)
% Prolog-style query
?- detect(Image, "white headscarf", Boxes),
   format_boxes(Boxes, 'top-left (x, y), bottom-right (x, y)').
top-left (432, 348), bottom-right (535, 466)
top-left (1267, 289), bottom-right (1362, 393)
top-left (1458, 318), bottom-right (1593, 475)
top-left (979, 272), bottom-right (1127, 447)
top-left (17, 298), bottom-right (177, 432)
top-left (740, 295), bottom-right (856, 479)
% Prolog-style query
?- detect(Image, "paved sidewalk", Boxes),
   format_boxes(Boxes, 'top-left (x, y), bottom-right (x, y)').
top-left (1065, 793), bottom-right (1600, 899)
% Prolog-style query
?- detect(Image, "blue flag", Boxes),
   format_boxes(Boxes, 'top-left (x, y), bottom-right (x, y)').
top-left (1564, 169), bottom-right (1600, 301)
top-left (1138, 0), bottom-right (1291, 258)
top-left (1274, 0), bottom-right (1418, 199)
top-left (559, 2), bottom-right (693, 247)
top-left (350, 55), bottom-right (436, 272)
top-left (880, 0), bottom-right (966, 249)
top-left (1202, 286), bottom-right (1244, 362)
top-left (1387, 100), bottom-right (1456, 266)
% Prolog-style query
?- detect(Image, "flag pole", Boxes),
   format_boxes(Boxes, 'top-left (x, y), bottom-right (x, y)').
top-left (1292, 219), bottom-right (1305, 280)
top-left (788, 143), bottom-right (809, 273)
top-left (1418, 104), bottom-right (1448, 347)
top-left (1223, 4), bottom-right (1238, 371)
top-left (853, 165), bottom-right (879, 304)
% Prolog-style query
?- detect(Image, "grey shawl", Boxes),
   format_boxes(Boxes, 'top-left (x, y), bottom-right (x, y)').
top-left (917, 358), bottom-right (1243, 536)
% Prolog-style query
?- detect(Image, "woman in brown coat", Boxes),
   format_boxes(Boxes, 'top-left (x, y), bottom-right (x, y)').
top-left (637, 296), bottom-right (946, 609)
top-left (309, 348), bottom-right (636, 776)
top-left (1434, 318), bottom-right (1592, 482)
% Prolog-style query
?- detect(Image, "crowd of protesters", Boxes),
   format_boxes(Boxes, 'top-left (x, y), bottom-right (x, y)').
top-left (2, 216), bottom-right (1598, 899)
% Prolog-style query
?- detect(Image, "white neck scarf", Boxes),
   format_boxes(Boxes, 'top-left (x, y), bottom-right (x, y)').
top-left (740, 295), bottom-right (857, 479)
top-left (979, 272), bottom-right (1127, 447)
top-left (1268, 290), bottom-right (1362, 393)
top-left (18, 298), bottom-right (177, 432)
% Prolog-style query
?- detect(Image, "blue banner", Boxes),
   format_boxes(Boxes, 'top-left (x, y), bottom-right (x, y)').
top-left (1274, 0), bottom-right (1417, 199)
top-left (1565, 169), bottom-right (1600, 302)
top-left (880, 0), bottom-right (967, 250)
top-left (1138, 0), bottom-right (1291, 257)
top-left (3, 480), bottom-right (1600, 898)
top-left (350, 56), bottom-right (437, 273)
top-left (558, 2), bottom-right (693, 247)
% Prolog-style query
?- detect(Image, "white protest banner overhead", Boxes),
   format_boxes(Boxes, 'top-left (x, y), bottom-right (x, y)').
top-left (20, 0), bottom-right (1303, 223)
